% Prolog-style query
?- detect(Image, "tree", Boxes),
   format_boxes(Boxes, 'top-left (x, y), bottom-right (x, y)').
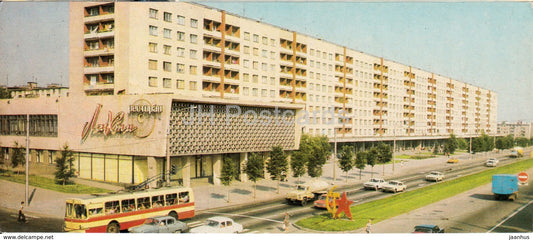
top-left (376, 143), bottom-right (392, 176)
top-left (471, 137), bottom-right (483, 154)
top-left (55, 144), bottom-right (76, 185)
top-left (290, 150), bottom-right (307, 183)
top-left (244, 153), bottom-right (264, 199)
top-left (355, 151), bottom-right (367, 180)
top-left (0, 87), bottom-right (11, 99)
top-left (338, 145), bottom-right (355, 182)
top-left (495, 137), bottom-right (505, 150)
top-left (516, 137), bottom-right (529, 147)
top-left (457, 138), bottom-right (468, 150)
top-left (266, 146), bottom-right (288, 193)
top-left (11, 141), bottom-right (25, 174)
top-left (503, 135), bottom-right (514, 149)
top-left (432, 144), bottom-right (439, 155)
top-left (443, 134), bottom-right (458, 156)
top-left (303, 135), bottom-right (331, 178)
top-left (367, 147), bottom-right (378, 178)
top-left (220, 156), bottom-right (237, 203)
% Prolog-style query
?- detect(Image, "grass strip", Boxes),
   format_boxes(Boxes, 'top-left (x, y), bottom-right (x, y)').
top-left (0, 172), bottom-right (110, 194)
top-left (296, 158), bottom-right (533, 232)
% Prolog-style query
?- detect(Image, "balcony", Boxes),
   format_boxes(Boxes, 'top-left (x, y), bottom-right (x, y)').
top-left (84, 65), bottom-right (114, 75)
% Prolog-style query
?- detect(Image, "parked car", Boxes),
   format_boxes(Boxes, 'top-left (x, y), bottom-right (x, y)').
top-left (413, 224), bottom-right (445, 233)
top-left (363, 178), bottom-right (386, 190)
top-left (447, 158), bottom-right (459, 164)
top-left (486, 159), bottom-right (498, 167)
top-left (128, 216), bottom-right (188, 233)
top-left (425, 171), bottom-right (444, 181)
top-left (313, 194), bottom-right (339, 209)
top-left (382, 180), bottom-right (407, 193)
top-left (189, 216), bottom-right (243, 233)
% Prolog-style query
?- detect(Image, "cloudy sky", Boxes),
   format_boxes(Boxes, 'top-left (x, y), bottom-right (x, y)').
top-left (0, 1), bottom-right (531, 122)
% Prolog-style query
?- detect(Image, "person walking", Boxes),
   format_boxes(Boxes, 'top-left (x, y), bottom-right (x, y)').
top-left (18, 201), bottom-right (26, 223)
top-left (283, 212), bottom-right (290, 232)
top-left (365, 219), bottom-right (372, 233)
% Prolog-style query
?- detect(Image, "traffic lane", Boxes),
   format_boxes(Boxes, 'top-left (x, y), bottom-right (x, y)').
top-left (0, 207), bottom-right (63, 232)
top-left (367, 168), bottom-right (533, 233)
top-left (490, 200), bottom-right (533, 232)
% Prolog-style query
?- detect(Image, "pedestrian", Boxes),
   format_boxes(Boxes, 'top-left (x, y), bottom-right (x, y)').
top-left (18, 201), bottom-right (26, 223)
top-left (283, 212), bottom-right (290, 232)
top-left (365, 219), bottom-right (372, 233)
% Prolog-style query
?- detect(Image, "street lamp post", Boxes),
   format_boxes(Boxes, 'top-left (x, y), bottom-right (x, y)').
top-left (25, 114), bottom-right (29, 206)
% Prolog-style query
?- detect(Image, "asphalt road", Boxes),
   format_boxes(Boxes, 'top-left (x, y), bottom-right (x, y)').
top-left (0, 208), bottom-right (63, 232)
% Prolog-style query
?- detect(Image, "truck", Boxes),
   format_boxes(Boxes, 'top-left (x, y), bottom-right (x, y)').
top-left (510, 147), bottom-right (524, 158)
top-left (286, 180), bottom-right (329, 206)
top-left (492, 174), bottom-right (519, 200)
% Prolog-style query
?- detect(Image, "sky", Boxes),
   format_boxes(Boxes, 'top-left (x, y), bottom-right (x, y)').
top-left (0, 1), bottom-right (532, 122)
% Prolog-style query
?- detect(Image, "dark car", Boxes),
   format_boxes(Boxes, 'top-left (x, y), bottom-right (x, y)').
top-left (413, 224), bottom-right (444, 233)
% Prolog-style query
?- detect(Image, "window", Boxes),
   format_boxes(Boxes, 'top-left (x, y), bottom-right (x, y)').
top-left (163, 61), bottom-right (171, 72)
top-left (253, 61), bottom-right (258, 70)
top-left (87, 7), bottom-right (99, 16)
top-left (243, 60), bottom-right (250, 68)
top-left (270, 77), bottom-right (275, 85)
top-left (87, 40), bottom-right (99, 50)
top-left (176, 79), bottom-right (185, 89)
top-left (253, 48), bottom-right (258, 56)
top-left (177, 31), bottom-right (185, 41)
top-left (243, 46), bottom-right (250, 54)
top-left (163, 78), bottom-right (171, 88)
top-left (102, 74), bottom-right (114, 84)
top-left (149, 8), bottom-right (158, 19)
top-left (261, 76), bottom-right (268, 84)
top-left (163, 45), bottom-right (171, 55)
top-left (252, 88), bottom-right (258, 96)
top-left (262, 50), bottom-right (267, 58)
top-left (252, 75), bottom-right (258, 83)
top-left (149, 77), bottom-right (157, 87)
top-left (261, 63), bottom-right (267, 71)
top-left (164, 28), bottom-right (171, 39)
top-left (177, 15), bottom-right (185, 25)
top-left (149, 59), bottom-right (157, 70)
top-left (243, 73), bottom-right (250, 82)
top-left (270, 90), bottom-right (275, 98)
top-left (253, 34), bottom-right (259, 42)
top-left (262, 36), bottom-right (268, 45)
top-left (149, 25), bottom-right (158, 36)
top-left (177, 47), bottom-right (185, 57)
top-left (190, 19), bottom-right (198, 28)
top-left (190, 49), bottom-right (197, 59)
top-left (262, 89), bottom-right (267, 97)
top-left (244, 32), bottom-right (250, 41)
top-left (190, 81), bottom-right (197, 90)
top-left (190, 34), bottom-right (197, 44)
top-left (243, 87), bottom-right (249, 96)
top-left (149, 42), bottom-right (157, 53)
top-left (176, 63), bottom-right (185, 73)
top-left (189, 65), bottom-right (197, 75)
top-left (164, 12), bottom-right (172, 22)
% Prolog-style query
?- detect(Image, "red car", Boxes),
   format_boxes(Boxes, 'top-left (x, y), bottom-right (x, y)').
top-left (313, 194), bottom-right (339, 209)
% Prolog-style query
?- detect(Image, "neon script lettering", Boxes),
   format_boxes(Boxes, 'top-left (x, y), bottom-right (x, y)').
top-left (81, 104), bottom-right (137, 141)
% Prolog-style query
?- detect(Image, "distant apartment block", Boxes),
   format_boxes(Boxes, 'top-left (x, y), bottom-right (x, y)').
top-left (498, 121), bottom-right (533, 138)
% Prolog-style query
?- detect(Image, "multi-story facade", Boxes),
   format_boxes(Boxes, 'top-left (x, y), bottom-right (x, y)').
top-left (0, 2), bottom-right (497, 186)
top-left (7, 82), bottom-right (69, 99)
top-left (498, 121), bottom-right (533, 138)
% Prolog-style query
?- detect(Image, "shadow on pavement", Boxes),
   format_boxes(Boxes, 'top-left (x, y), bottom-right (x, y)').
top-left (210, 193), bottom-right (225, 199)
top-left (469, 193), bottom-right (496, 201)
top-left (256, 185), bottom-right (276, 192)
top-left (231, 188), bottom-right (252, 195)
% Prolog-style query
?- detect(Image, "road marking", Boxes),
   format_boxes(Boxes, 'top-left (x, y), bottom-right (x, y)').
top-left (204, 211), bottom-right (283, 224)
top-left (487, 199), bottom-right (533, 233)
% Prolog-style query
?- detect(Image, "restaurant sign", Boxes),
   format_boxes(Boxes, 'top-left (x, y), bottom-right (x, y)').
top-left (81, 99), bottom-right (163, 142)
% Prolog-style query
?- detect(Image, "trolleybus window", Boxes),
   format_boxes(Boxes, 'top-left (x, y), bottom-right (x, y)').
top-left (137, 197), bottom-right (150, 210)
top-left (121, 199), bottom-right (135, 212)
top-left (179, 191), bottom-right (190, 203)
top-left (105, 201), bottom-right (120, 214)
top-left (66, 203), bottom-right (87, 219)
top-left (152, 195), bottom-right (164, 207)
top-left (166, 193), bottom-right (178, 205)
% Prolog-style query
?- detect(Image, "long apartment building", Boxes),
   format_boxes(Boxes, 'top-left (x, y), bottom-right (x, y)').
top-left (0, 2), bottom-right (497, 186)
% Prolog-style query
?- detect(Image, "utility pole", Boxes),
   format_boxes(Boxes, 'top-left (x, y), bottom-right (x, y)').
top-left (165, 128), bottom-right (171, 186)
top-left (25, 114), bottom-right (29, 206)
top-left (333, 130), bottom-right (337, 182)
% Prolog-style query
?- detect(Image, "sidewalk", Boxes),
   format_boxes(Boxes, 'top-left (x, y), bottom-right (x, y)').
top-left (0, 149), bottom-right (511, 220)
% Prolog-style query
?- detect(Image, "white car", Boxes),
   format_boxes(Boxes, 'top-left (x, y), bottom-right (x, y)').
top-left (425, 171), bottom-right (444, 182)
top-left (382, 180), bottom-right (407, 193)
top-left (189, 216), bottom-right (243, 233)
top-left (363, 178), bottom-right (386, 190)
top-left (486, 159), bottom-right (498, 167)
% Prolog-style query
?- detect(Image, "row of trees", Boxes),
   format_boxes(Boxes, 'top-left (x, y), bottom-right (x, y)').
top-left (338, 142), bottom-right (393, 181)
top-left (2, 141), bottom-right (75, 185)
